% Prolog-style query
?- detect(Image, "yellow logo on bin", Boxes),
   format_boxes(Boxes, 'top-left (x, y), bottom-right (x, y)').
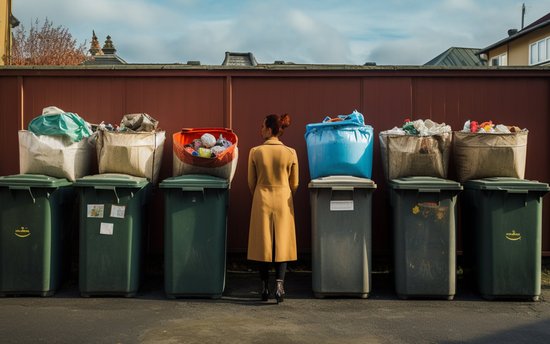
top-left (15, 226), bottom-right (30, 238)
top-left (412, 206), bottom-right (420, 215)
top-left (505, 230), bottom-right (521, 241)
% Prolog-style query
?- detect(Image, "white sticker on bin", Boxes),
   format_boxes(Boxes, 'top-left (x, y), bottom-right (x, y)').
top-left (100, 222), bottom-right (114, 235)
top-left (330, 200), bottom-right (354, 211)
top-left (110, 205), bottom-right (126, 219)
top-left (87, 204), bottom-right (104, 218)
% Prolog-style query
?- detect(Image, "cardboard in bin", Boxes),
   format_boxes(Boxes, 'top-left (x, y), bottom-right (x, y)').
top-left (379, 133), bottom-right (451, 180)
top-left (453, 131), bottom-right (527, 182)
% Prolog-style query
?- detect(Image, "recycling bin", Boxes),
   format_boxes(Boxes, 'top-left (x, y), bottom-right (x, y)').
top-left (160, 174), bottom-right (229, 298)
top-left (0, 174), bottom-right (74, 296)
top-left (309, 176), bottom-right (376, 298)
top-left (461, 178), bottom-right (550, 301)
top-left (74, 173), bottom-right (151, 297)
top-left (389, 177), bottom-right (462, 300)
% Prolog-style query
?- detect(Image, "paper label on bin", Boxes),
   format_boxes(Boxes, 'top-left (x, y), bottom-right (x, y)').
top-left (330, 200), bottom-right (354, 211)
top-left (100, 222), bottom-right (114, 235)
top-left (87, 204), bottom-right (104, 218)
top-left (110, 205), bottom-right (126, 219)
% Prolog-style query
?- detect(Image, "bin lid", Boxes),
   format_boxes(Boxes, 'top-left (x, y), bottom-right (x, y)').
top-left (74, 173), bottom-right (149, 188)
top-left (0, 174), bottom-right (71, 188)
top-left (464, 177), bottom-right (550, 192)
top-left (389, 177), bottom-right (462, 191)
top-left (308, 175), bottom-right (376, 189)
top-left (159, 174), bottom-right (229, 189)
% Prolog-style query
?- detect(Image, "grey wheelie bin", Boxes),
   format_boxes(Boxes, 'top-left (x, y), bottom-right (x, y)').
top-left (461, 178), bottom-right (550, 301)
top-left (309, 176), bottom-right (376, 298)
top-left (74, 173), bottom-right (151, 297)
top-left (160, 175), bottom-right (229, 298)
top-left (389, 177), bottom-right (462, 300)
top-left (0, 174), bottom-right (74, 296)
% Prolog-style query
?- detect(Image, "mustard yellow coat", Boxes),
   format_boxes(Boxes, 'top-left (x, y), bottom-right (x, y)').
top-left (247, 138), bottom-right (299, 262)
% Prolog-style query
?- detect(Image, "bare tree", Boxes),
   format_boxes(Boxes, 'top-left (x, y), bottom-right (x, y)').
top-left (8, 18), bottom-right (88, 65)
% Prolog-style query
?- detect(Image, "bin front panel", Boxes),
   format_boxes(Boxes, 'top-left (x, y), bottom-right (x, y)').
top-left (467, 188), bottom-right (543, 298)
top-left (310, 187), bottom-right (372, 296)
top-left (164, 187), bottom-right (228, 297)
top-left (391, 188), bottom-right (457, 297)
top-left (78, 186), bottom-right (148, 295)
top-left (0, 187), bottom-right (70, 295)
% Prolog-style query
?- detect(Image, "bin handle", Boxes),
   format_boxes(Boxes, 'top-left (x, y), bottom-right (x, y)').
top-left (503, 188), bottom-right (528, 194)
top-left (94, 185), bottom-right (120, 204)
top-left (331, 186), bottom-right (354, 191)
top-left (181, 187), bottom-right (205, 192)
top-left (418, 188), bottom-right (440, 193)
top-left (9, 186), bottom-right (36, 203)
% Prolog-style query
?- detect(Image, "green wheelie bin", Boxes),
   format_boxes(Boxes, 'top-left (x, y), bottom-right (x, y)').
top-left (461, 178), bottom-right (550, 301)
top-left (389, 177), bottom-right (462, 300)
top-left (74, 173), bottom-right (151, 297)
top-left (0, 174), bottom-right (74, 296)
top-left (160, 175), bottom-right (229, 298)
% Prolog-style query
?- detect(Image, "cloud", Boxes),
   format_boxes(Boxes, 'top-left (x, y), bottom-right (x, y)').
top-left (12, 0), bottom-right (550, 65)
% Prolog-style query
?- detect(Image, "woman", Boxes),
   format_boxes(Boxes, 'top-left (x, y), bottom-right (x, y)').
top-left (247, 113), bottom-right (299, 303)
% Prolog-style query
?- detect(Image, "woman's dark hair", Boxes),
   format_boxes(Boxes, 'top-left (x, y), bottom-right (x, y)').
top-left (265, 113), bottom-right (291, 137)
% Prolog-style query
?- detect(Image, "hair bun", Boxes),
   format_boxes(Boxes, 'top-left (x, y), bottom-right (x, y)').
top-left (280, 114), bottom-right (291, 129)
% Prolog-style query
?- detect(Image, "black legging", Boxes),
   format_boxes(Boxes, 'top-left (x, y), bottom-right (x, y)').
top-left (260, 262), bottom-right (287, 281)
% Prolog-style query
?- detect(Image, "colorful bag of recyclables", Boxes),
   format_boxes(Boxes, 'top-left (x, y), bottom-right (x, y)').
top-left (453, 120), bottom-right (528, 182)
top-left (305, 110), bottom-right (374, 179)
top-left (96, 113), bottom-right (165, 184)
top-left (172, 128), bottom-right (238, 182)
top-left (379, 118), bottom-right (452, 180)
top-left (19, 106), bottom-right (97, 181)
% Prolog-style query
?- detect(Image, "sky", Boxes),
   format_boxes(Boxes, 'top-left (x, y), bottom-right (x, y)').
top-left (11, 0), bottom-right (550, 65)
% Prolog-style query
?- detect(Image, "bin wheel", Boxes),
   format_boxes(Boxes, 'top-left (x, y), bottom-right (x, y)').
top-left (532, 296), bottom-right (540, 302)
top-left (446, 295), bottom-right (454, 301)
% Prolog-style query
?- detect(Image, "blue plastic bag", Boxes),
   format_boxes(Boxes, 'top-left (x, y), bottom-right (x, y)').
top-left (305, 110), bottom-right (374, 179)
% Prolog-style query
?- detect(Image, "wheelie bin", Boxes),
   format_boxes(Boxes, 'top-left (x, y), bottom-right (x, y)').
top-left (309, 175), bottom-right (376, 298)
top-left (160, 174), bottom-right (229, 298)
top-left (74, 173), bottom-right (150, 297)
top-left (0, 174), bottom-right (74, 296)
top-left (389, 177), bottom-right (462, 300)
top-left (461, 178), bottom-right (549, 301)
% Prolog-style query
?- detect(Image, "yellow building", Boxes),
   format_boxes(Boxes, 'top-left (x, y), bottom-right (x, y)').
top-left (478, 12), bottom-right (550, 66)
top-left (1, 0), bottom-right (13, 65)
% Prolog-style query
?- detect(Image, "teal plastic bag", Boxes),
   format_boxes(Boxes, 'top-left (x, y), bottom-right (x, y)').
top-left (28, 107), bottom-right (92, 142)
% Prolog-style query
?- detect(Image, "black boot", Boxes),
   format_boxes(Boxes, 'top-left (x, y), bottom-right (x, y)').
top-left (261, 279), bottom-right (269, 301)
top-left (275, 279), bottom-right (285, 303)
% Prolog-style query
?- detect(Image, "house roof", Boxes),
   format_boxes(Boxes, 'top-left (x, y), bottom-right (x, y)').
top-left (478, 12), bottom-right (550, 54)
top-left (221, 52), bottom-right (258, 66)
top-left (424, 47), bottom-right (486, 66)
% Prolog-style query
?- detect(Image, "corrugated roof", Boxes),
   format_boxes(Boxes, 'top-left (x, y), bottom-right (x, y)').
top-left (478, 12), bottom-right (550, 54)
top-left (425, 47), bottom-right (486, 66)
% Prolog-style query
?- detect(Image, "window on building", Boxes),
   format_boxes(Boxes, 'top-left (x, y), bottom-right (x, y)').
top-left (529, 36), bottom-right (549, 65)
top-left (491, 53), bottom-right (507, 66)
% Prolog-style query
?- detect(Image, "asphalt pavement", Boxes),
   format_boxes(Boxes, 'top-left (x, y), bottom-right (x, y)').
top-left (1, 269), bottom-right (549, 344)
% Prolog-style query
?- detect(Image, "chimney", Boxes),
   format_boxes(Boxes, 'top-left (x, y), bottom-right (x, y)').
top-left (507, 29), bottom-right (518, 36)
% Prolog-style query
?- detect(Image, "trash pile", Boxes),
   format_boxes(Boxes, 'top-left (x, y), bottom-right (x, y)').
top-left (20, 106), bottom-right (96, 181)
top-left (461, 120), bottom-right (524, 133)
top-left (305, 110), bottom-right (374, 179)
top-left (183, 133), bottom-right (234, 158)
top-left (379, 118), bottom-right (452, 180)
top-left (382, 118), bottom-right (452, 136)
